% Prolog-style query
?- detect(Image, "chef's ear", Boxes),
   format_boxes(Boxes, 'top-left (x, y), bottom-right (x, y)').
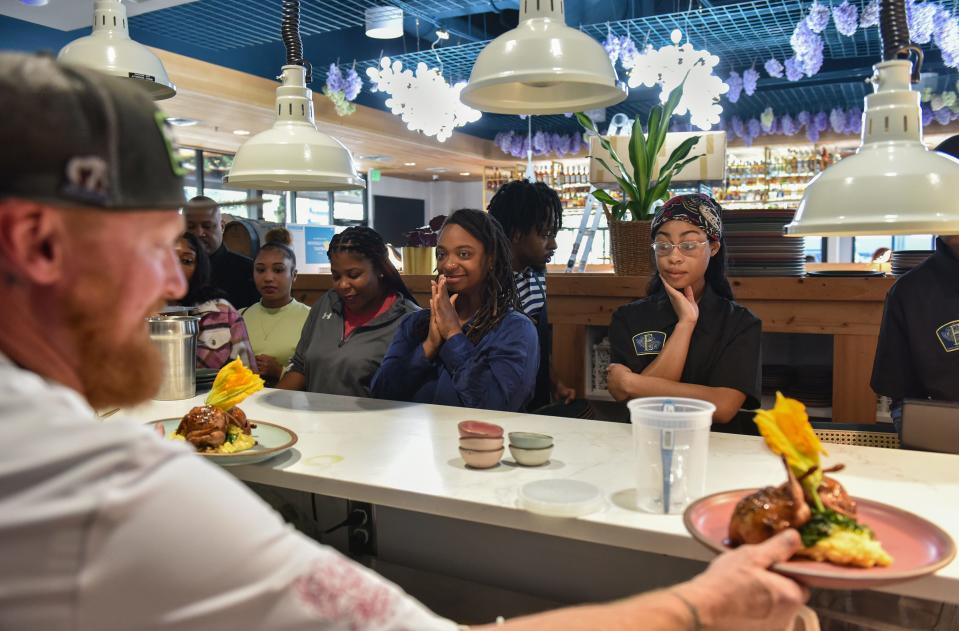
top-left (0, 198), bottom-right (68, 287)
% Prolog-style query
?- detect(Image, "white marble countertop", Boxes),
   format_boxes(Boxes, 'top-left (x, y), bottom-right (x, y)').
top-left (120, 389), bottom-right (959, 604)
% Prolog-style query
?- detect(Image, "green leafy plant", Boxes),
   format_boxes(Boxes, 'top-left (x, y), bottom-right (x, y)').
top-left (576, 79), bottom-right (702, 222)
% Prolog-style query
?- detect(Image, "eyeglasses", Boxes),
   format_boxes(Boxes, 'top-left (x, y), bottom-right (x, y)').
top-left (650, 240), bottom-right (709, 256)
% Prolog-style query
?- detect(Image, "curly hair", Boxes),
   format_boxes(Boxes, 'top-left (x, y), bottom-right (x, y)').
top-left (417, 208), bottom-right (517, 344)
top-left (178, 231), bottom-right (226, 306)
top-left (327, 226), bottom-right (416, 304)
top-left (486, 179), bottom-right (563, 240)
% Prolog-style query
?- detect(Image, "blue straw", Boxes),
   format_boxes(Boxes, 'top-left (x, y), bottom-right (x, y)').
top-left (661, 400), bottom-right (675, 514)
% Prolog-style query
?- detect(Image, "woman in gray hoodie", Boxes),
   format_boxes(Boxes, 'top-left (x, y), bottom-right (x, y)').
top-left (276, 227), bottom-right (419, 397)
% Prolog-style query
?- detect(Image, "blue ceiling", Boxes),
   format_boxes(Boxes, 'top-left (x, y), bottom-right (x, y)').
top-left (3, 0), bottom-right (958, 142)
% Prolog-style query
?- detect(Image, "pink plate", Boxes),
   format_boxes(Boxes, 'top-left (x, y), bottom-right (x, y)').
top-left (684, 489), bottom-right (956, 590)
top-left (458, 420), bottom-right (504, 439)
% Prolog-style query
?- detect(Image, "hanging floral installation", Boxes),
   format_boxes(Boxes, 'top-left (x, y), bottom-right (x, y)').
top-left (323, 64), bottom-right (363, 117)
top-left (365, 57), bottom-right (481, 142)
top-left (492, 130), bottom-right (585, 159)
top-left (626, 29), bottom-right (729, 130)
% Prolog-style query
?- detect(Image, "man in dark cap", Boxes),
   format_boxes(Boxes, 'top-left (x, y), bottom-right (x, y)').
top-left (184, 195), bottom-right (259, 309)
top-left (0, 52), bottom-right (807, 630)
top-left (871, 136), bottom-right (959, 432)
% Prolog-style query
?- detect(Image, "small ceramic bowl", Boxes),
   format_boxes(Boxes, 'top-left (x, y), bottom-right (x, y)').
top-left (458, 420), bottom-right (504, 439)
top-left (509, 444), bottom-right (553, 467)
top-left (508, 431), bottom-right (554, 450)
top-left (459, 436), bottom-right (504, 451)
top-left (460, 446), bottom-right (504, 469)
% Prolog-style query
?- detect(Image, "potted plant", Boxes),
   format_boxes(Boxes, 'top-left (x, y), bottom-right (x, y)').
top-left (401, 215), bottom-right (446, 275)
top-left (576, 79), bottom-right (701, 276)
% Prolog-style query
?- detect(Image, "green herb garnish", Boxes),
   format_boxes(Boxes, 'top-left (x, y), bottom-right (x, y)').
top-left (800, 509), bottom-right (873, 547)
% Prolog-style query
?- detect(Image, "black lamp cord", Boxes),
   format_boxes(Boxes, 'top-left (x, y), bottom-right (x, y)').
top-left (281, 0), bottom-right (312, 82)
top-left (879, 0), bottom-right (924, 81)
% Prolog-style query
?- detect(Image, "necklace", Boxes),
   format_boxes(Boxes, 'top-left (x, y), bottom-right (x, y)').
top-left (254, 302), bottom-right (290, 341)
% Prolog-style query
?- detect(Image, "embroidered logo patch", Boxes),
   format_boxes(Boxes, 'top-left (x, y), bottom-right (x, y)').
top-left (632, 330), bottom-right (666, 356)
top-left (936, 319), bottom-right (959, 352)
top-left (321, 312), bottom-right (334, 320)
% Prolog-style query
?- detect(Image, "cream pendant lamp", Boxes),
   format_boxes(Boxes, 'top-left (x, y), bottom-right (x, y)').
top-left (786, 0), bottom-right (959, 236)
top-left (460, 0), bottom-right (626, 114)
top-left (225, 1), bottom-right (364, 191)
top-left (58, 0), bottom-right (175, 100)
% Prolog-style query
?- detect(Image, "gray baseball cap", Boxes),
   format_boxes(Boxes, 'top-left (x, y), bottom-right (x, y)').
top-left (0, 52), bottom-right (186, 210)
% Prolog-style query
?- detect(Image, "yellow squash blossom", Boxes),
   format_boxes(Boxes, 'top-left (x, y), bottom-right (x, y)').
top-left (205, 358), bottom-right (264, 411)
top-left (753, 392), bottom-right (828, 510)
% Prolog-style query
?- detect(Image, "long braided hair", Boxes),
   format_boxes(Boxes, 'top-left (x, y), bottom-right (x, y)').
top-left (327, 226), bottom-right (416, 304)
top-left (417, 208), bottom-right (517, 344)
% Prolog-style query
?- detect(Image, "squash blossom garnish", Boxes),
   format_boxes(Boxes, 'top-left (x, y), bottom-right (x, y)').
top-left (753, 392), bottom-right (828, 511)
top-left (204, 358), bottom-right (264, 411)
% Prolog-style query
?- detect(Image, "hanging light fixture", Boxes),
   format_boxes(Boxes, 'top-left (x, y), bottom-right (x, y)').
top-left (786, 0), bottom-right (959, 236)
top-left (225, 0), bottom-right (364, 191)
top-left (460, 0), bottom-right (626, 114)
top-left (58, 0), bottom-right (175, 100)
top-left (365, 5), bottom-right (404, 39)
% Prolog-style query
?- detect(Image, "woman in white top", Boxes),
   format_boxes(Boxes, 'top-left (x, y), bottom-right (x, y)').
top-left (241, 228), bottom-right (310, 386)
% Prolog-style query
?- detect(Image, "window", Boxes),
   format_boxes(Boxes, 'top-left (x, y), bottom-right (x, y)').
top-left (295, 191), bottom-right (331, 225)
top-left (333, 188), bottom-right (366, 225)
top-left (852, 235), bottom-right (934, 262)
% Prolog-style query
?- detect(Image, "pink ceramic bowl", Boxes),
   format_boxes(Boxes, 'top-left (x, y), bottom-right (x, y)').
top-left (459, 446), bottom-right (504, 469)
top-left (459, 436), bottom-right (504, 451)
top-left (458, 420), bottom-right (504, 439)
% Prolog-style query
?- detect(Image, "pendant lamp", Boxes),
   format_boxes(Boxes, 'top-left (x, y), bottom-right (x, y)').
top-left (58, 0), bottom-right (175, 100)
top-left (225, 1), bottom-right (364, 192)
top-left (785, 0), bottom-right (959, 236)
top-left (460, 0), bottom-right (626, 114)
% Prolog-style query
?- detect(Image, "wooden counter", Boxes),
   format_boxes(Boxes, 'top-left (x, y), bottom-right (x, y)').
top-left (293, 274), bottom-right (895, 423)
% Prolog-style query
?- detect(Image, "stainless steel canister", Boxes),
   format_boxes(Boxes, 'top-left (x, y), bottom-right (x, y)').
top-left (147, 315), bottom-right (199, 400)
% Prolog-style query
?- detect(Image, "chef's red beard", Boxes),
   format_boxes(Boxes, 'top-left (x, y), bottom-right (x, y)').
top-left (63, 288), bottom-right (165, 410)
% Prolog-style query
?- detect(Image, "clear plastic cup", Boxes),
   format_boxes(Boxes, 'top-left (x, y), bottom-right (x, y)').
top-left (628, 397), bottom-right (715, 514)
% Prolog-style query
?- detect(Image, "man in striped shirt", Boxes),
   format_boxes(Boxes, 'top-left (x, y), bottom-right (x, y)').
top-left (488, 180), bottom-right (575, 410)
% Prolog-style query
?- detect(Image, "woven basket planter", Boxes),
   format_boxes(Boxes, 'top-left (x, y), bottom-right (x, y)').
top-left (608, 219), bottom-right (653, 277)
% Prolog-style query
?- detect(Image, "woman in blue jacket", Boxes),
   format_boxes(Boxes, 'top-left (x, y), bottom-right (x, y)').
top-left (372, 208), bottom-right (539, 412)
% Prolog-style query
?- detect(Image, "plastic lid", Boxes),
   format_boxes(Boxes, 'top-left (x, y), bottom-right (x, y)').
top-left (627, 397), bottom-right (715, 431)
top-left (519, 479), bottom-right (604, 518)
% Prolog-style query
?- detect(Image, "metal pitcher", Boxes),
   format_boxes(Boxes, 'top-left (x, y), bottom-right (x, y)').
top-left (147, 315), bottom-right (199, 400)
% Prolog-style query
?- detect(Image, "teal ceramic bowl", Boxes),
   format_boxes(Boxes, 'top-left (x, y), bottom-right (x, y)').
top-left (508, 431), bottom-right (554, 450)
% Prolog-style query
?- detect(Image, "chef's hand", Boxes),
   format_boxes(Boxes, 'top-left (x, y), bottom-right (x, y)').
top-left (422, 280), bottom-right (445, 360)
top-left (673, 529), bottom-right (808, 630)
top-left (255, 354), bottom-right (283, 383)
top-left (606, 363), bottom-right (634, 401)
top-left (432, 275), bottom-right (463, 341)
top-left (662, 276), bottom-right (699, 326)
top-left (553, 380), bottom-right (576, 404)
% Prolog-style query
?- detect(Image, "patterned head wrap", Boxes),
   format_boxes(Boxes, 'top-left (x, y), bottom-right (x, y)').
top-left (651, 194), bottom-right (723, 242)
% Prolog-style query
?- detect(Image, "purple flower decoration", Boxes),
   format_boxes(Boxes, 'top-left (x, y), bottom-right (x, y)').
top-left (806, 1), bottom-right (831, 33)
top-left (934, 8), bottom-right (959, 69)
top-left (344, 68), bottom-right (363, 101)
top-left (603, 33), bottom-right (623, 64)
top-left (765, 58), bottom-right (784, 78)
top-left (532, 131), bottom-right (548, 155)
top-left (785, 56), bottom-right (805, 81)
top-left (934, 106), bottom-right (954, 125)
top-left (846, 107), bottom-right (863, 134)
top-left (620, 36), bottom-right (640, 69)
top-left (791, 21), bottom-right (824, 77)
top-left (860, 0), bottom-right (880, 28)
top-left (833, 1), bottom-right (859, 37)
top-left (326, 63), bottom-right (346, 93)
top-left (509, 134), bottom-right (525, 157)
top-left (494, 132), bottom-right (512, 153)
top-left (806, 125), bottom-right (821, 142)
top-left (830, 108), bottom-right (846, 133)
top-left (570, 133), bottom-right (584, 155)
top-left (781, 113), bottom-right (799, 136)
top-left (813, 111), bottom-right (829, 132)
top-left (747, 118), bottom-right (761, 138)
top-left (907, 0), bottom-right (937, 45)
top-left (797, 110), bottom-right (812, 129)
top-left (922, 103), bottom-right (934, 126)
top-left (727, 71), bottom-right (744, 103)
top-left (731, 116), bottom-right (746, 139)
top-left (743, 68), bottom-right (760, 96)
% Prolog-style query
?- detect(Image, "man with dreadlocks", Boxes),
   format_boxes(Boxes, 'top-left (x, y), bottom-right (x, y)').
top-left (371, 209), bottom-right (539, 412)
top-left (277, 226), bottom-right (419, 397)
top-left (488, 180), bottom-right (576, 411)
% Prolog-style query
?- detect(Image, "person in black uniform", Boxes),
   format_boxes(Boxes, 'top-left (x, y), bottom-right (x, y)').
top-left (487, 180), bottom-right (576, 412)
top-left (184, 196), bottom-right (259, 309)
top-left (606, 194), bottom-right (762, 430)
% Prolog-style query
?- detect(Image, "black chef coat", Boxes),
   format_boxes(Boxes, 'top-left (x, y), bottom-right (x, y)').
top-left (872, 237), bottom-right (959, 404)
top-left (609, 285), bottom-right (763, 430)
top-left (209, 245), bottom-right (259, 310)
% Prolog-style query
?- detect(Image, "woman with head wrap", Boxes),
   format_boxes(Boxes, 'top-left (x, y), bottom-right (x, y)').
top-left (605, 194), bottom-right (762, 430)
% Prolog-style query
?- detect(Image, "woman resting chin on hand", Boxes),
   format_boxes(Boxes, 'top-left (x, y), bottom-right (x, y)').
top-left (606, 195), bottom-right (762, 430)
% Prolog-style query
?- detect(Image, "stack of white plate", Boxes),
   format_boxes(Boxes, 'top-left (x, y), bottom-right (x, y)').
top-left (891, 250), bottom-right (933, 276)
